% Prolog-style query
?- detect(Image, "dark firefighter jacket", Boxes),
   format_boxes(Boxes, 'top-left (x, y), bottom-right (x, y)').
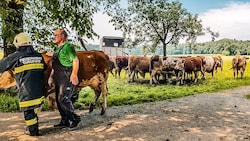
top-left (0, 45), bottom-right (45, 111)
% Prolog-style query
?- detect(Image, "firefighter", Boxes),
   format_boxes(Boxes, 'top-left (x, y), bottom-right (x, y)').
top-left (0, 32), bottom-right (45, 136)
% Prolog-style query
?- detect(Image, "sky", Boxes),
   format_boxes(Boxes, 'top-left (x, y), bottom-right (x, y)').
top-left (86, 0), bottom-right (250, 45)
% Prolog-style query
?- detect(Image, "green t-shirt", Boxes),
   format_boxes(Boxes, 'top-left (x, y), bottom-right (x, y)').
top-left (54, 41), bottom-right (77, 67)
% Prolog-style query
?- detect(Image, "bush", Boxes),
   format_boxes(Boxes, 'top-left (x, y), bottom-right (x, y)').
top-left (0, 94), bottom-right (19, 112)
top-left (0, 90), bottom-right (51, 112)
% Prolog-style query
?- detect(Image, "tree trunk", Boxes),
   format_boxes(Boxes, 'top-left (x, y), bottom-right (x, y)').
top-left (3, 38), bottom-right (16, 57)
top-left (163, 42), bottom-right (167, 56)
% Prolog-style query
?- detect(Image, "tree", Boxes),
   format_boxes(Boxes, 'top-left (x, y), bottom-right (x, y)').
top-left (1, 0), bottom-right (115, 56)
top-left (106, 0), bottom-right (218, 56)
top-left (0, 0), bottom-right (25, 56)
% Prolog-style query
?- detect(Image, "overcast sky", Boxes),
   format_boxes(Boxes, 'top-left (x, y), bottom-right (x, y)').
top-left (86, 0), bottom-right (250, 45)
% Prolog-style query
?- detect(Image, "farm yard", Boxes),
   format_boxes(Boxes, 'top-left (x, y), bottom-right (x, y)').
top-left (0, 54), bottom-right (250, 140)
top-left (1, 0), bottom-right (250, 140)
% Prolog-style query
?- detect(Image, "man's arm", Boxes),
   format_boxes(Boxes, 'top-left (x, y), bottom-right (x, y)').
top-left (70, 58), bottom-right (79, 85)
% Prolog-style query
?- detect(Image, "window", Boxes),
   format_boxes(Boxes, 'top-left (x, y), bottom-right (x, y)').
top-left (114, 42), bottom-right (118, 47)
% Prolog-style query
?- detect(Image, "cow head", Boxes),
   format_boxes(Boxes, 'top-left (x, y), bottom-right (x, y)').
top-left (174, 59), bottom-right (185, 71)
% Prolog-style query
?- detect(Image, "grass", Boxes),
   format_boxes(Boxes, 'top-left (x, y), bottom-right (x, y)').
top-left (1, 54), bottom-right (250, 112)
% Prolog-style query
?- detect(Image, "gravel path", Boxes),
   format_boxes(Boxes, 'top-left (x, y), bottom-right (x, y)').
top-left (0, 86), bottom-right (250, 141)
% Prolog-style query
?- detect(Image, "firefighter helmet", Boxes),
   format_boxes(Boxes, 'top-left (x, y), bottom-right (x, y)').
top-left (13, 32), bottom-right (32, 47)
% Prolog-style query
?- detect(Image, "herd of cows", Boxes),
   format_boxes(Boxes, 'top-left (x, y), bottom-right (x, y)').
top-left (0, 50), bottom-right (249, 112)
top-left (109, 54), bottom-right (248, 85)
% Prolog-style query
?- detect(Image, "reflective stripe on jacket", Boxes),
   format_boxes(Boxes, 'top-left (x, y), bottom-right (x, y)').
top-left (0, 46), bottom-right (45, 111)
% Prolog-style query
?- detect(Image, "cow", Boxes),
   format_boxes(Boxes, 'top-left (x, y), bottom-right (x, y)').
top-left (232, 55), bottom-right (249, 79)
top-left (149, 55), bottom-right (164, 85)
top-left (128, 56), bottom-right (151, 82)
top-left (108, 58), bottom-right (116, 77)
top-left (114, 56), bottom-right (129, 78)
top-left (175, 56), bottom-right (205, 83)
top-left (160, 56), bottom-right (191, 85)
top-left (203, 56), bottom-right (216, 78)
top-left (160, 57), bottom-right (182, 84)
top-left (212, 56), bottom-right (223, 73)
top-left (0, 71), bottom-right (16, 89)
top-left (0, 50), bottom-right (110, 115)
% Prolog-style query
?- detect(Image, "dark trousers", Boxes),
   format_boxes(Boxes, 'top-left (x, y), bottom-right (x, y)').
top-left (24, 109), bottom-right (39, 134)
top-left (54, 70), bottom-right (80, 123)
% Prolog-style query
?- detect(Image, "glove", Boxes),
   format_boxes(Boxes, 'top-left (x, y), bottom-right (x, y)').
top-left (48, 77), bottom-right (54, 87)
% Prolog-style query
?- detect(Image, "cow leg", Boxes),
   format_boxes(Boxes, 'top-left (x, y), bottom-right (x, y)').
top-left (117, 68), bottom-right (122, 78)
top-left (89, 74), bottom-right (108, 115)
top-left (236, 69), bottom-right (238, 78)
top-left (100, 83), bottom-right (108, 115)
top-left (240, 68), bottom-right (244, 79)
top-left (176, 70), bottom-right (184, 85)
top-left (48, 93), bottom-right (57, 110)
top-left (150, 70), bottom-right (159, 85)
top-left (131, 71), bottom-right (136, 82)
top-left (194, 71), bottom-right (198, 83)
top-left (233, 69), bottom-right (236, 79)
top-left (89, 89), bottom-right (101, 113)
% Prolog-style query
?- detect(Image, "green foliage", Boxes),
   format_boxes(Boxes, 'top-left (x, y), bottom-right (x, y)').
top-left (222, 50), bottom-right (230, 56)
top-left (194, 38), bottom-right (250, 55)
top-left (0, 94), bottom-right (19, 112)
top-left (1, 0), bottom-right (117, 55)
top-left (106, 0), bottom-right (216, 56)
top-left (0, 0), bottom-right (25, 52)
top-left (24, 0), bottom-right (102, 48)
top-left (0, 88), bottom-right (51, 112)
top-left (0, 88), bottom-right (19, 112)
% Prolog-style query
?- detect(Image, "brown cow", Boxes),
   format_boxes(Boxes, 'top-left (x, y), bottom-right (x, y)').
top-left (232, 55), bottom-right (249, 79)
top-left (114, 56), bottom-right (129, 78)
top-left (128, 56), bottom-right (151, 82)
top-left (108, 58), bottom-right (116, 77)
top-left (0, 50), bottom-right (110, 115)
top-left (175, 56), bottom-right (205, 83)
top-left (0, 71), bottom-right (16, 89)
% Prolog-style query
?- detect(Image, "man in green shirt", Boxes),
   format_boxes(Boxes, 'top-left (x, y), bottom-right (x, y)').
top-left (49, 29), bottom-right (81, 129)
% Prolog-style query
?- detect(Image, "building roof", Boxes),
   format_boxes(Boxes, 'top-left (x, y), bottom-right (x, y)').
top-left (101, 36), bottom-right (124, 40)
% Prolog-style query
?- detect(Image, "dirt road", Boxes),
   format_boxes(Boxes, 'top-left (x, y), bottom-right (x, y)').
top-left (0, 86), bottom-right (250, 141)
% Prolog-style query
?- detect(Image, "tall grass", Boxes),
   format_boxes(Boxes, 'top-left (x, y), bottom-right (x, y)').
top-left (1, 55), bottom-right (250, 112)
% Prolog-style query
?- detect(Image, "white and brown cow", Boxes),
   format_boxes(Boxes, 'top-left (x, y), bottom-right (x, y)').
top-left (202, 56), bottom-right (216, 78)
top-left (161, 57), bottom-right (184, 85)
top-left (149, 55), bottom-right (165, 85)
top-left (212, 56), bottom-right (223, 73)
